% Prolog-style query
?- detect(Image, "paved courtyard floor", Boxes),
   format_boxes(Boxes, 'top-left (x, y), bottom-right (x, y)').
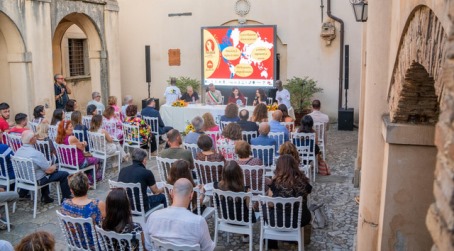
top-left (0, 124), bottom-right (359, 250)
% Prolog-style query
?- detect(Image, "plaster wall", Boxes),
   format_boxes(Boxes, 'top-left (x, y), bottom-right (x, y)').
top-left (357, 0), bottom-right (451, 250)
top-left (117, 0), bottom-right (363, 121)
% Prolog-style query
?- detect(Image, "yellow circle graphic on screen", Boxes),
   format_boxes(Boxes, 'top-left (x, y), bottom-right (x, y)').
top-left (222, 46), bottom-right (241, 61)
top-left (239, 30), bottom-right (258, 45)
top-left (234, 64), bottom-right (253, 77)
top-left (203, 30), bottom-right (220, 78)
top-left (251, 47), bottom-right (272, 61)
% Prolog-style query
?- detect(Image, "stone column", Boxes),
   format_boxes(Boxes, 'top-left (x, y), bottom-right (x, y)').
top-left (104, 1), bottom-right (122, 100)
top-left (8, 53), bottom-right (33, 114)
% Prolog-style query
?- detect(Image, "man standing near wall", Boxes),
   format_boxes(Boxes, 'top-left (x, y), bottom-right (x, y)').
top-left (163, 77), bottom-right (181, 105)
top-left (54, 74), bottom-right (72, 110)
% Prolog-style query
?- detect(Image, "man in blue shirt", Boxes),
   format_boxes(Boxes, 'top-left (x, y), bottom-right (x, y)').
top-left (141, 98), bottom-right (173, 143)
top-left (251, 123), bottom-right (276, 166)
top-left (269, 110), bottom-right (289, 142)
top-left (15, 130), bottom-right (71, 203)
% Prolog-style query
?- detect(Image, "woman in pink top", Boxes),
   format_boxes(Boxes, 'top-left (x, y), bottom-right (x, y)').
top-left (102, 106), bottom-right (123, 140)
top-left (108, 96), bottom-right (123, 121)
top-left (202, 112), bottom-right (219, 132)
top-left (56, 120), bottom-right (101, 183)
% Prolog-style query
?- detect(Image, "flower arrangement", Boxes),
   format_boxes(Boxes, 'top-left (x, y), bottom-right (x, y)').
top-left (172, 100), bottom-right (188, 107)
top-left (267, 104), bottom-right (279, 111)
top-left (183, 121), bottom-right (195, 136)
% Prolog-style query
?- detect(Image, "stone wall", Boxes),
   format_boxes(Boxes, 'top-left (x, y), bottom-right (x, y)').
top-left (426, 3), bottom-right (454, 249)
top-left (388, 6), bottom-right (446, 124)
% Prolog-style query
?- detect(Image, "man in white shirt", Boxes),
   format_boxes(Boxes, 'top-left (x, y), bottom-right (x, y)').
top-left (145, 178), bottom-right (216, 251)
top-left (308, 99), bottom-right (329, 130)
top-left (163, 77), bottom-right (181, 105)
top-left (121, 95), bottom-right (133, 117)
top-left (275, 80), bottom-right (296, 119)
top-left (86, 91), bottom-right (105, 112)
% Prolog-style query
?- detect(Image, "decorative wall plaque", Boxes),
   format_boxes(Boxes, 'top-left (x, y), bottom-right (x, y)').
top-left (168, 49), bottom-right (181, 66)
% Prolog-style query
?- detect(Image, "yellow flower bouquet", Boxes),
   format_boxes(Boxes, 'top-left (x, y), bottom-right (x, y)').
top-left (267, 104), bottom-right (279, 111)
top-left (172, 100), bottom-right (188, 107)
top-left (184, 122), bottom-right (195, 135)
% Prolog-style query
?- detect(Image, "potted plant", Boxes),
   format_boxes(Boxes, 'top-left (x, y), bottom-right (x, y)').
top-left (286, 76), bottom-right (323, 125)
top-left (168, 76), bottom-right (201, 95)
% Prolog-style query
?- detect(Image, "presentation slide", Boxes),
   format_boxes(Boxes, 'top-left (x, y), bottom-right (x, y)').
top-left (202, 25), bottom-right (276, 87)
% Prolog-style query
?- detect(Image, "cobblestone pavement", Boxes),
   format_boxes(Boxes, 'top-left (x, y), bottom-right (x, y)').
top-left (0, 124), bottom-right (359, 250)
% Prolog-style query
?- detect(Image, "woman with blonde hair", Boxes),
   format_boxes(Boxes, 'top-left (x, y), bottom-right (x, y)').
top-left (278, 141), bottom-right (301, 164)
top-left (202, 112), bottom-right (219, 132)
top-left (250, 103), bottom-right (268, 123)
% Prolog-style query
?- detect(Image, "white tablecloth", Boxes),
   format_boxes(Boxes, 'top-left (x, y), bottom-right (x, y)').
top-left (161, 104), bottom-right (258, 131)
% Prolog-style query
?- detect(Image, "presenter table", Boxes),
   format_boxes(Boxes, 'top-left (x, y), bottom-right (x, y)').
top-left (161, 104), bottom-right (258, 131)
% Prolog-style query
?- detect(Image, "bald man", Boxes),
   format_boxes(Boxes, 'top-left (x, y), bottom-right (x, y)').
top-left (145, 178), bottom-right (216, 251)
top-left (251, 122), bottom-right (277, 165)
top-left (268, 110), bottom-right (289, 142)
top-left (180, 86), bottom-right (200, 103)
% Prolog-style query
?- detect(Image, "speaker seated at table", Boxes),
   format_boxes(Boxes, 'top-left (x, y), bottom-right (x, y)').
top-left (205, 84), bottom-right (223, 105)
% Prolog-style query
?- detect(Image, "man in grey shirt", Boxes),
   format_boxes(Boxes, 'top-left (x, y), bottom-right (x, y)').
top-left (15, 130), bottom-right (71, 203)
top-left (86, 91), bottom-right (105, 112)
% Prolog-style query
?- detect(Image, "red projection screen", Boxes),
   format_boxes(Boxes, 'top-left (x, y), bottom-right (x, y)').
top-left (202, 25), bottom-right (276, 87)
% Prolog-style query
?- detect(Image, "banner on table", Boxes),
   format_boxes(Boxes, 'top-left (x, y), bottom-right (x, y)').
top-left (201, 25), bottom-right (276, 87)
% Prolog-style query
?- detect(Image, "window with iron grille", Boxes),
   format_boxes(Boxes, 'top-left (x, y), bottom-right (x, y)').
top-left (68, 39), bottom-right (86, 77)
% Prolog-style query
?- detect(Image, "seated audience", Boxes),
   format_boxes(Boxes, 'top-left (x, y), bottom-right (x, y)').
top-left (60, 172), bottom-right (105, 249)
top-left (264, 154), bottom-right (312, 249)
top-left (308, 99), bottom-right (329, 130)
top-left (202, 112), bottom-right (219, 132)
top-left (90, 115), bottom-right (128, 162)
top-left (180, 86), bottom-right (200, 103)
top-left (55, 120), bottom-right (101, 184)
top-left (86, 104), bottom-right (97, 117)
top-left (36, 122), bottom-right (56, 157)
top-left (235, 140), bottom-right (263, 166)
top-left (87, 91), bottom-right (105, 112)
top-left (102, 106), bottom-right (123, 140)
top-left (228, 87), bottom-right (247, 106)
top-left (251, 122), bottom-right (279, 166)
top-left (0, 143), bottom-right (14, 181)
top-left (9, 113), bottom-right (28, 134)
top-left (220, 103), bottom-right (240, 123)
top-left (121, 95), bottom-right (134, 118)
top-left (250, 103), bottom-right (268, 123)
top-left (51, 109), bottom-right (64, 126)
top-left (237, 109), bottom-right (259, 135)
top-left (124, 105), bottom-right (152, 150)
top-left (278, 141), bottom-right (301, 165)
top-left (196, 135), bottom-right (225, 162)
top-left (141, 98), bottom-right (173, 136)
top-left (71, 111), bottom-right (88, 144)
top-left (0, 188), bottom-right (18, 230)
top-left (118, 148), bottom-right (166, 212)
top-left (214, 161), bottom-right (256, 223)
top-left (102, 188), bottom-right (145, 250)
top-left (160, 129), bottom-right (194, 168)
top-left (15, 231), bottom-right (55, 251)
top-left (252, 88), bottom-right (267, 106)
top-left (205, 83), bottom-right (223, 105)
top-left (295, 115), bottom-right (320, 155)
top-left (269, 110), bottom-right (289, 142)
top-left (217, 123), bottom-right (242, 160)
top-left (65, 99), bottom-right (78, 118)
top-left (278, 104), bottom-right (294, 122)
top-left (145, 178), bottom-right (216, 251)
top-left (16, 130), bottom-right (71, 203)
top-left (0, 103), bottom-right (12, 136)
top-left (184, 116), bottom-right (205, 145)
top-left (32, 105), bottom-right (49, 124)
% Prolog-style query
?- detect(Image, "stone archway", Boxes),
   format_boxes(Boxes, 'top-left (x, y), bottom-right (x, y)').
top-left (52, 12), bottom-right (107, 109)
top-left (379, 5), bottom-right (447, 250)
top-left (0, 11), bottom-right (30, 114)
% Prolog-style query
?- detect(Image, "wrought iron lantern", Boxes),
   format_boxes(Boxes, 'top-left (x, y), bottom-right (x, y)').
top-left (349, 0), bottom-right (368, 22)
